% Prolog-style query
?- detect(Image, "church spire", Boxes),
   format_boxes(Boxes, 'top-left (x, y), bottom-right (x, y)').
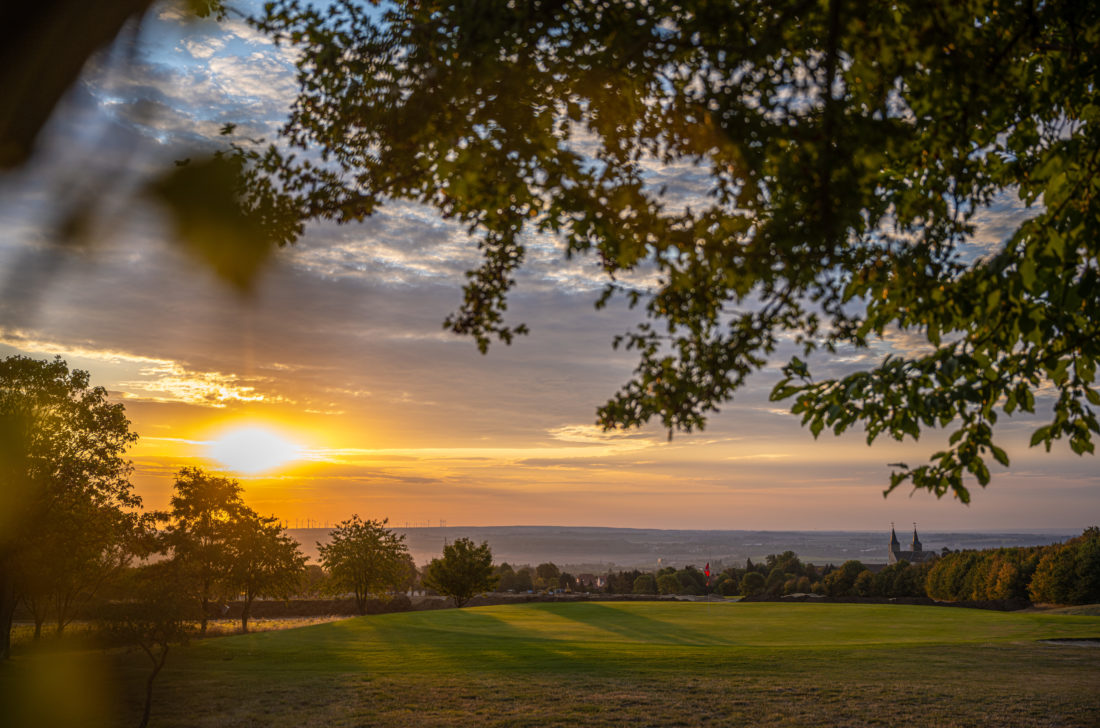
top-left (888, 523), bottom-right (901, 564)
top-left (911, 523), bottom-right (922, 552)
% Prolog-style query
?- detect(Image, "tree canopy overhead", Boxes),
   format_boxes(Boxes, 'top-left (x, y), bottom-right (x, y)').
top-left (243, 0), bottom-right (1099, 501)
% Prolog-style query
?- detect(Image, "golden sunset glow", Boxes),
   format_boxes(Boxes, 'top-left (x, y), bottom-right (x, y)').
top-left (206, 426), bottom-right (304, 474)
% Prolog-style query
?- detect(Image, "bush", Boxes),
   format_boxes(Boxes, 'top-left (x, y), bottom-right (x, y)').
top-left (740, 572), bottom-right (765, 597)
top-left (718, 578), bottom-right (740, 596)
top-left (657, 574), bottom-right (681, 595)
top-left (821, 561), bottom-right (866, 597)
top-left (853, 570), bottom-right (875, 597)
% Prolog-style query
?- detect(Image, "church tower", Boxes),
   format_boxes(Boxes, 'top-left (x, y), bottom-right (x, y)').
top-left (889, 524), bottom-right (901, 564)
top-left (911, 524), bottom-right (922, 554)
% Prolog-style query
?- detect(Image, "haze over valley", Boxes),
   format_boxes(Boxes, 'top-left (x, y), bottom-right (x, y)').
top-left (287, 526), bottom-right (1079, 572)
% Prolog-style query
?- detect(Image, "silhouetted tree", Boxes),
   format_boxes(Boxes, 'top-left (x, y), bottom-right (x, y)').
top-left (422, 538), bottom-right (497, 608)
top-left (226, 512), bottom-right (306, 633)
top-left (318, 516), bottom-right (410, 614)
top-left (0, 356), bottom-right (138, 659)
top-left (163, 468), bottom-right (248, 635)
top-left (19, 496), bottom-right (150, 638)
top-left (297, 564), bottom-right (327, 598)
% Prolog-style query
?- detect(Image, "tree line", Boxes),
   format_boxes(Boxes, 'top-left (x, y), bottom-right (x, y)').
top-left (498, 533), bottom-right (1100, 605)
top-left (925, 528), bottom-right (1100, 604)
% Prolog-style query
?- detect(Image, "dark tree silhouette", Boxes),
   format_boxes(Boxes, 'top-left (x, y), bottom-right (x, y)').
top-left (19, 494), bottom-right (148, 639)
top-left (163, 467), bottom-right (248, 636)
top-left (318, 515), bottom-right (409, 614)
top-left (226, 511), bottom-right (306, 633)
top-left (0, 355), bottom-right (138, 659)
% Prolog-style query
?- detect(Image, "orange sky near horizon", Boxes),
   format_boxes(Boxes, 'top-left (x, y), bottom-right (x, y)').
top-left (106, 375), bottom-right (1095, 532)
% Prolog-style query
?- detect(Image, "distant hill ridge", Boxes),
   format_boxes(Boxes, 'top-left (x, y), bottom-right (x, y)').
top-left (284, 526), bottom-right (1077, 571)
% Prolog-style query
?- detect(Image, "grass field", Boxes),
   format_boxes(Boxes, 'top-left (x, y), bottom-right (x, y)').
top-left (5, 602), bottom-right (1099, 727)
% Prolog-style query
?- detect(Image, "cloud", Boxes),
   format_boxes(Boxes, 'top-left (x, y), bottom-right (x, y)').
top-left (181, 36), bottom-right (226, 59)
top-left (296, 431), bottom-right (662, 467)
top-left (547, 423), bottom-right (653, 445)
top-left (966, 189), bottom-right (1040, 257)
top-left (0, 328), bottom-right (288, 407)
top-left (115, 361), bottom-right (281, 407)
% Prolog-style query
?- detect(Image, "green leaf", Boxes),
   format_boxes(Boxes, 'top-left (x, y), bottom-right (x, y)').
top-left (1029, 426), bottom-right (1052, 448)
top-left (1018, 259), bottom-right (1037, 290)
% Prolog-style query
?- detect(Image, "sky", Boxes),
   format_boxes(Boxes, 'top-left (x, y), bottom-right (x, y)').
top-left (0, 3), bottom-right (1095, 531)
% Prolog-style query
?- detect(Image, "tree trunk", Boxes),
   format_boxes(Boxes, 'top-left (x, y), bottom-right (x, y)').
top-left (22, 594), bottom-right (46, 640)
top-left (0, 563), bottom-right (15, 659)
top-left (56, 589), bottom-right (76, 635)
top-left (240, 595), bottom-right (253, 633)
top-left (138, 645), bottom-right (169, 728)
top-left (199, 596), bottom-right (209, 636)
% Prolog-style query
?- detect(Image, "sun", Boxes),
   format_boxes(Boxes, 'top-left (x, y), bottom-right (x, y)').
top-left (206, 426), bottom-right (303, 474)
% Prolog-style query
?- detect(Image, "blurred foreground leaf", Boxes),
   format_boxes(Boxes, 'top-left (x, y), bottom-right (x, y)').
top-left (147, 156), bottom-right (276, 292)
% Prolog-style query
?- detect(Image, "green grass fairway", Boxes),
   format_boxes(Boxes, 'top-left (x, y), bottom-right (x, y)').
top-left (9, 602), bottom-right (1100, 727)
